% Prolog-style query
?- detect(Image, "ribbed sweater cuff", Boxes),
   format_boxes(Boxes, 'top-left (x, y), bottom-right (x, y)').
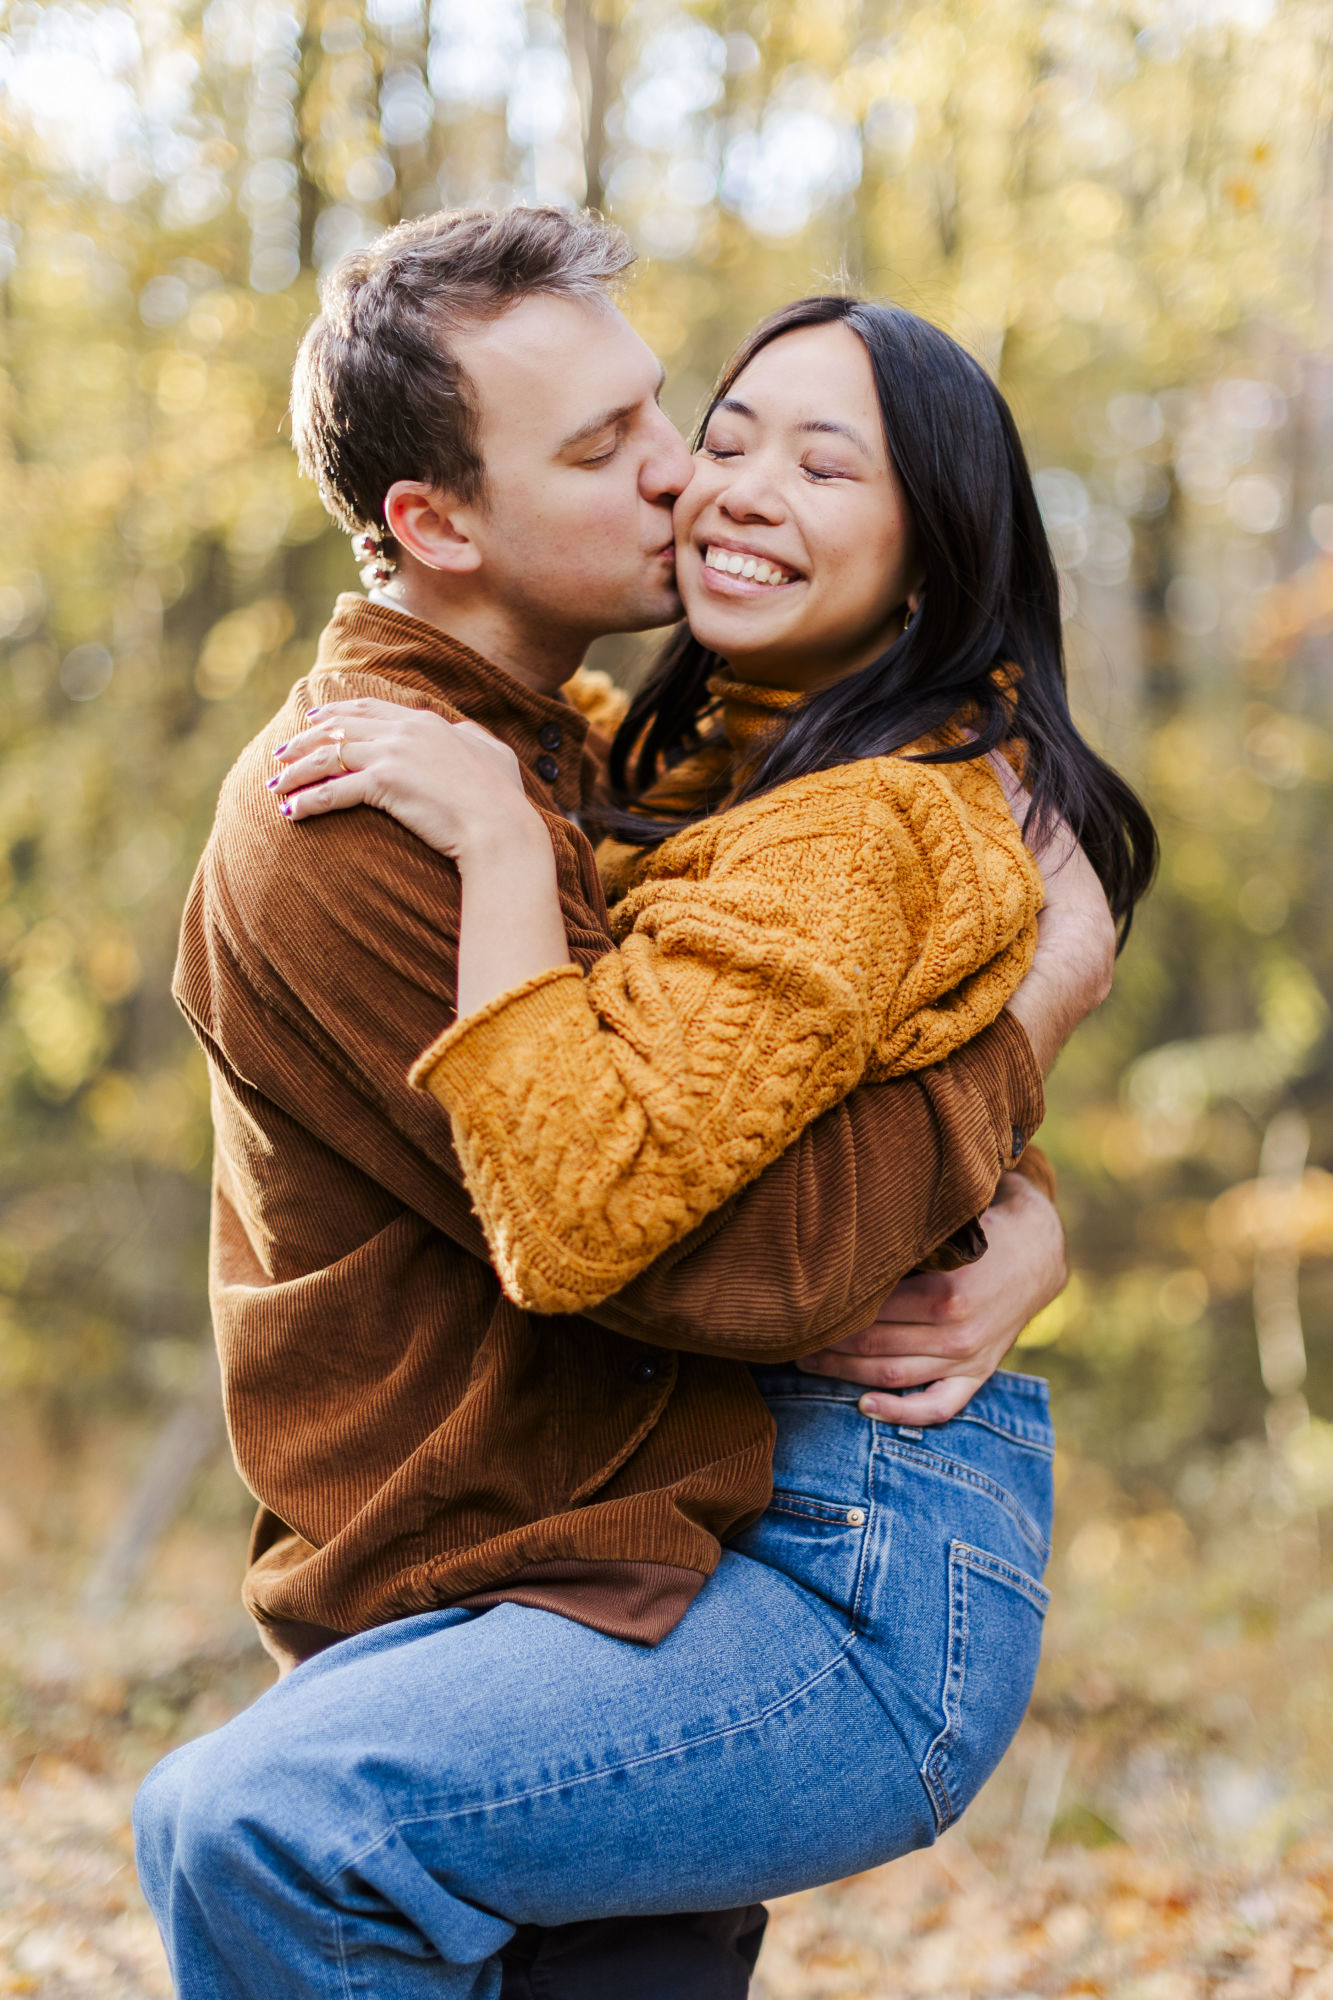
top-left (409, 962), bottom-right (585, 1098)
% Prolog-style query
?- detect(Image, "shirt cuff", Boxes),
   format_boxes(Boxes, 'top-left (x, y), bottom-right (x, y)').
top-left (977, 1008), bottom-right (1046, 1173)
top-left (1009, 1145), bottom-right (1058, 1205)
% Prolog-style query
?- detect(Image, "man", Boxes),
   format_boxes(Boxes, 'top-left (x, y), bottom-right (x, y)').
top-left (137, 206), bottom-right (1111, 1997)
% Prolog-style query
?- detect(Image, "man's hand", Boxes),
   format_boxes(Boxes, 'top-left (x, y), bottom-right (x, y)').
top-left (795, 1170), bottom-right (1067, 1423)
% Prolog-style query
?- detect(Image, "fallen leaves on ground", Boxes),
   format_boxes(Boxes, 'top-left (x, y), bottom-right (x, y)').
top-left (757, 1837), bottom-right (1333, 2000)
top-left (4, 1411), bottom-right (1333, 1998)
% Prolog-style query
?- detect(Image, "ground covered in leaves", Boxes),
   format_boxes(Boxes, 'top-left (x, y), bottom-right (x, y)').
top-left (3, 1410), bottom-right (1332, 1999)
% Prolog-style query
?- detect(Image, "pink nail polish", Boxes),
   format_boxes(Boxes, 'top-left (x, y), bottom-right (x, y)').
top-left (280, 802), bottom-right (292, 816)
top-left (266, 775), bottom-right (279, 788)
top-left (274, 743), bottom-right (288, 756)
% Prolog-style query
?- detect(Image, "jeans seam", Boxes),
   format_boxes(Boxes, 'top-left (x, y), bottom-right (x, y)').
top-left (330, 1639), bottom-right (859, 1881)
top-left (950, 1412), bottom-right (1055, 1456)
top-left (848, 1496), bottom-right (877, 1632)
top-left (333, 1910), bottom-right (358, 1994)
top-left (873, 1439), bottom-right (1050, 1562)
top-left (954, 1540), bottom-right (1051, 1613)
top-left (919, 1540), bottom-right (1050, 1836)
top-left (767, 1491), bottom-right (863, 1526)
top-left (920, 1547), bottom-right (969, 1835)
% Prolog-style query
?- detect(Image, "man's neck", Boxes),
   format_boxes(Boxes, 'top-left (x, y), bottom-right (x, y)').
top-left (371, 571), bottom-right (583, 698)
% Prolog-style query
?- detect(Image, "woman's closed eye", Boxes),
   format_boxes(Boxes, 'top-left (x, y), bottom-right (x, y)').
top-left (700, 425), bottom-right (744, 461)
top-left (801, 458), bottom-right (855, 484)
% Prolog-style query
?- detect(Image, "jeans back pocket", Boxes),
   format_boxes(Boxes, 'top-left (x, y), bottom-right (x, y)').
top-left (728, 1485), bottom-right (873, 1631)
top-left (920, 1540), bottom-right (1050, 1834)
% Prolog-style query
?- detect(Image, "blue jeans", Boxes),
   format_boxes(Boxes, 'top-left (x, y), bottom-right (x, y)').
top-left (135, 1366), bottom-right (1053, 1999)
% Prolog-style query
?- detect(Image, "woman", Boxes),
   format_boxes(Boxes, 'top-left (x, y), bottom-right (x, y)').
top-left (259, 299), bottom-right (1153, 1979)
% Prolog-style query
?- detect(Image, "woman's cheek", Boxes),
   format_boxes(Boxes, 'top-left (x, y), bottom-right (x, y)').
top-left (676, 458), bottom-right (726, 534)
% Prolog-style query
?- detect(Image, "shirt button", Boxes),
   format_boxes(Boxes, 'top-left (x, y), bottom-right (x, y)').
top-left (630, 1357), bottom-right (662, 1385)
top-left (536, 754), bottom-right (560, 783)
top-left (1011, 1126), bottom-right (1026, 1157)
top-left (538, 722), bottom-right (563, 752)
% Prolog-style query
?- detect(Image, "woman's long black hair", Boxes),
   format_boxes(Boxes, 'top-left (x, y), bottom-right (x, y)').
top-left (605, 296), bottom-right (1158, 943)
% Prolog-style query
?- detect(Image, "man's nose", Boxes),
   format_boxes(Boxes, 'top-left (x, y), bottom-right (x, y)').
top-left (641, 408), bottom-right (694, 505)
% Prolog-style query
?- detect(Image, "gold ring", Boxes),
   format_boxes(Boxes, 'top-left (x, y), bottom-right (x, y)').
top-left (329, 726), bottom-right (348, 773)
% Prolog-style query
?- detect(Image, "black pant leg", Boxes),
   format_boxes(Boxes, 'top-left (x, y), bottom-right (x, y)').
top-left (499, 1904), bottom-right (769, 2000)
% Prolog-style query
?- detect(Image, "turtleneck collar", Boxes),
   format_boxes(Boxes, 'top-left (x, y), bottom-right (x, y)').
top-left (706, 672), bottom-right (806, 757)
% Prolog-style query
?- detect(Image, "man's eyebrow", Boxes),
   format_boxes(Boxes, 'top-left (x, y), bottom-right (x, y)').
top-left (712, 400), bottom-right (874, 459)
top-left (557, 364), bottom-right (669, 453)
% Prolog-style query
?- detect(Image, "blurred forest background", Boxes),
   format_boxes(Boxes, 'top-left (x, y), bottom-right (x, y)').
top-left (3, 0), bottom-right (1333, 1993)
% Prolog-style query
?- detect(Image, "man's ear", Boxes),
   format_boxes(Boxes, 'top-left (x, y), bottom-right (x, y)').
top-left (384, 480), bottom-right (483, 576)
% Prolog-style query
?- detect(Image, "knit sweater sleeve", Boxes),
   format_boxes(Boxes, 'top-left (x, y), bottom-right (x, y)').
top-left (411, 758), bottom-right (1043, 1314)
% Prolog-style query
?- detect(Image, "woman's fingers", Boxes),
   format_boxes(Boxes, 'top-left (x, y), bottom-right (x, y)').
top-left (269, 738), bottom-right (359, 797)
top-left (266, 697), bottom-right (536, 858)
top-left (306, 697), bottom-right (406, 725)
top-left (274, 696), bottom-right (411, 764)
top-left (279, 772), bottom-right (371, 821)
top-left (273, 722), bottom-right (367, 768)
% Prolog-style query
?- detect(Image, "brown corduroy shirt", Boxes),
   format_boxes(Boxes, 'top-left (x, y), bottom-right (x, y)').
top-left (174, 597), bottom-right (1045, 1667)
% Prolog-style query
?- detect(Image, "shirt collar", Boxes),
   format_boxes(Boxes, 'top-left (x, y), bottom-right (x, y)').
top-left (309, 595), bottom-right (591, 817)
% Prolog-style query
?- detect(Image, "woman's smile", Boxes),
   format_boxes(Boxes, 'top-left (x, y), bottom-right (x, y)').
top-left (697, 538), bottom-right (804, 594)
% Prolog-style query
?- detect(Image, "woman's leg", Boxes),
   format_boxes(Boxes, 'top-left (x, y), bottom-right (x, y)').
top-left (135, 1566), bottom-right (909, 2000)
top-left (134, 1369), bottom-right (1054, 2000)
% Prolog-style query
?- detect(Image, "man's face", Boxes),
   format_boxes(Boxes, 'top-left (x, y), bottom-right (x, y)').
top-left (452, 294), bottom-right (692, 646)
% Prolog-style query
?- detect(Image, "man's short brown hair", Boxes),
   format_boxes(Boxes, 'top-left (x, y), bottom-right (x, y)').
top-left (291, 205), bottom-right (636, 550)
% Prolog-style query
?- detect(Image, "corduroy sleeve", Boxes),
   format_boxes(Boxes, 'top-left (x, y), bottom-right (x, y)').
top-left (412, 761), bottom-right (1043, 1314)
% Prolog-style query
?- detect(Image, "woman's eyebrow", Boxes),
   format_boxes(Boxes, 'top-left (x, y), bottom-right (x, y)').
top-left (797, 418), bottom-right (874, 458)
top-left (713, 399), bottom-right (873, 459)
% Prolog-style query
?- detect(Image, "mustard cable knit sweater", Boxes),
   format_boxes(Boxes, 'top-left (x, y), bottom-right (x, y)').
top-left (411, 677), bottom-right (1044, 1315)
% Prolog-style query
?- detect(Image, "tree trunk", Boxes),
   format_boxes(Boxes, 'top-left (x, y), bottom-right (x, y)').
top-left (564, 0), bottom-right (617, 212)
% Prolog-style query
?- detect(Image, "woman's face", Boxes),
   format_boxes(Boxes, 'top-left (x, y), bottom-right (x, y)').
top-left (674, 320), bottom-right (922, 692)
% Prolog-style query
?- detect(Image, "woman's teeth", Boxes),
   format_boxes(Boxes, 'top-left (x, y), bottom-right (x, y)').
top-left (703, 546), bottom-right (792, 586)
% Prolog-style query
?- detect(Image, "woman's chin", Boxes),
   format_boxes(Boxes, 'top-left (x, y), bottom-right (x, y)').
top-left (679, 595), bottom-right (788, 666)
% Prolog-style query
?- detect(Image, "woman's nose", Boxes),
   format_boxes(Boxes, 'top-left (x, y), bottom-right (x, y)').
top-left (718, 462), bottom-right (785, 524)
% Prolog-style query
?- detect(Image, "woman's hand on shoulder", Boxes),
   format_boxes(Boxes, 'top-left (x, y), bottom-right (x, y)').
top-left (268, 698), bottom-right (546, 867)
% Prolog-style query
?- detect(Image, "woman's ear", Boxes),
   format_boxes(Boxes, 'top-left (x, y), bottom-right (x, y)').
top-left (384, 480), bottom-right (483, 577)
